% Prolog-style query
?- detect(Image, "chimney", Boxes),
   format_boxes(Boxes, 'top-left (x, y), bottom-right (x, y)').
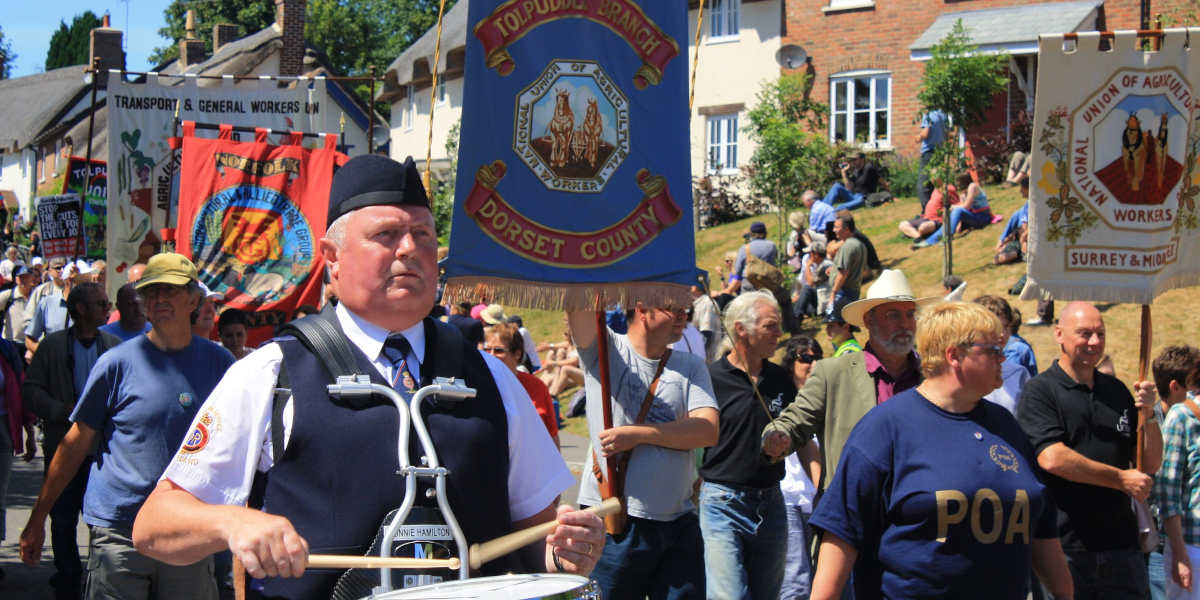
top-left (275, 0), bottom-right (306, 77)
top-left (101, 13), bottom-right (110, 27)
top-left (179, 10), bottom-right (206, 68)
top-left (213, 23), bottom-right (239, 52)
top-left (90, 24), bottom-right (124, 87)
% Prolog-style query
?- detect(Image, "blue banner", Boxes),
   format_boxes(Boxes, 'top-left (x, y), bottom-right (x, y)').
top-left (445, 0), bottom-right (695, 309)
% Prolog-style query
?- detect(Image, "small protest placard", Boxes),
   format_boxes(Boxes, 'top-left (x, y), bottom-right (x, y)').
top-left (37, 194), bottom-right (84, 259)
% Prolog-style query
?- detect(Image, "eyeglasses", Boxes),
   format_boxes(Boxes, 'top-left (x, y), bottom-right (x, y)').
top-left (968, 343), bottom-right (1005, 358)
top-left (482, 346), bottom-right (508, 355)
top-left (795, 353), bottom-right (816, 364)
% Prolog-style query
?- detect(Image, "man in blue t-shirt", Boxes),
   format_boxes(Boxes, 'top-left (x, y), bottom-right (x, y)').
top-left (917, 109), bottom-right (949, 210)
top-left (19, 253), bottom-right (234, 599)
top-left (99, 283), bottom-right (151, 343)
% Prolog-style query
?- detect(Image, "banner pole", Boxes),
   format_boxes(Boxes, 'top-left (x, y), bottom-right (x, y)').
top-left (688, 0), bottom-right (706, 112)
top-left (594, 307), bottom-right (620, 533)
top-left (1136, 304), bottom-right (1151, 471)
top-left (81, 57), bottom-right (99, 261)
top-left (368, 65), bottom-right (377, 154)
top-left (424, 0), bottom-right (450, 193)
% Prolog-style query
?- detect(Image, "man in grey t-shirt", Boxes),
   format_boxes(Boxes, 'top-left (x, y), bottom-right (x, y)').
top-left (830, 214), bottom-right (866, 318)
top-left (568, 302), bottom-right (718, 599)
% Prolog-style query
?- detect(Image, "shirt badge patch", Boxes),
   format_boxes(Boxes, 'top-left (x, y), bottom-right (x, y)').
top-left (1117, 409), bottom-right (1132, 435)
top-left (179, 392), bottom-right (194, 407)
top-left (768, 394), bottom-right (783, 416)
top-left (402, 370), bottom-right (416, 392)
top-left (989, 444), bottom-right (1019, 473)
top-left (181, 408), bottom-right (221, 454)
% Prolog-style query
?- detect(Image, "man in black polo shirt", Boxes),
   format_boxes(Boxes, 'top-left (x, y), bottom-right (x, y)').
top-left (1017, 301), bottom-right (1160, 599)
top-left (699, 291), bottom-right (795, 599)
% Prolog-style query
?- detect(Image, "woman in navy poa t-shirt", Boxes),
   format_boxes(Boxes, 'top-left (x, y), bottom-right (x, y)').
top-left (808, 302), bottom-right (1073, 599)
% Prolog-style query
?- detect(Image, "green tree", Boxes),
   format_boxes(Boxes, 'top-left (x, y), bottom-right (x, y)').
top-left (0, 25), bottom-right (16, 79)
top-left (150, 0), bottom-right (275, 66)
top-left (917, 19), bottom-right (1008, 277)
top-left (45, 11), bottom-right (103, 70)
top-left (745, 72), bottom-right (835, 243)
top-left (431, 119), bottom-right (460, 245)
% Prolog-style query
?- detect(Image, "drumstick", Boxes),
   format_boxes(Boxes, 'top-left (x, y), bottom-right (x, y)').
top-left (306, 554), bottom-right (461, 570)
top-left (468, 497), bottom-right (621, 569)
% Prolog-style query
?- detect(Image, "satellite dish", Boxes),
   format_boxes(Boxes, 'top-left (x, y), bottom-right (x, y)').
top-left (776, 45), bottom-right (808, 69)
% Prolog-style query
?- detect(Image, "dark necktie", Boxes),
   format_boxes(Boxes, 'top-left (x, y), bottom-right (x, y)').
top-left (381, 333), bottom-right (417, 393)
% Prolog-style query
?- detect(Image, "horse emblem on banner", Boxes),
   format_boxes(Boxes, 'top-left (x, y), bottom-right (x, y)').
top-left (516, 60), bottom-right (630, 193)
top-left (1067, 67), bottom-right (1192, 229)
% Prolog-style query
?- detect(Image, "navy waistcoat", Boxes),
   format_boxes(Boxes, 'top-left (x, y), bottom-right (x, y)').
top-left (254, 316), bottom-right (517, 600)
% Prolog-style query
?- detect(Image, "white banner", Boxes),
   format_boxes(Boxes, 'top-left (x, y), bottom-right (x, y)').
top-left (1027, 29), bottom-right (1200, 305)
top-left (106, 74), bottom-right (329, 292)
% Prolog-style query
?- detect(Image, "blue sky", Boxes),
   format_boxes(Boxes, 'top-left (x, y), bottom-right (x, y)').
top-left (6, 0), bottom-right (173, 77)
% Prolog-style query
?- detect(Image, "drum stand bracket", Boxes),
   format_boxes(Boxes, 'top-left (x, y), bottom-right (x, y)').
top-left (327, 376), bottom-right (476, 594)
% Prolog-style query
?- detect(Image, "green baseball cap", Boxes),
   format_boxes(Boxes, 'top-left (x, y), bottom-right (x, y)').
top-left (136, 253), bottom-right (198, 289)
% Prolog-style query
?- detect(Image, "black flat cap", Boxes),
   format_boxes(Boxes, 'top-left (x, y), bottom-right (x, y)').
top-left (328, 155), bottom-right (430, 227)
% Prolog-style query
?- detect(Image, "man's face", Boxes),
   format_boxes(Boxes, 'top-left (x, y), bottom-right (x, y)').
top-left (1056, 305), bottom-right (1106, 369)
top-left (864, 301), bottom-right (917, 355)
top-left (324, 205), bottom-right (438, 328)
top-left (853, 155), bottom-right (866, 169)
top-left (5, 248), bottom-right (15, 260)
top-left (116, 288), bottom-right (144, 321)
top-left (140, 283), bottom-right (198, 329)
top-left (78, 288), bottom-right (111, 329)
top-left (834, 219), bottom-right (850, 240)
top-left (220, 323), bottom-right (247, 353)
top-left (743, 301), bottom-right (782, 358)
top-left (16, 273), bottom-right (34, 291)
top-left (640, 304), bottom-right (689, 346)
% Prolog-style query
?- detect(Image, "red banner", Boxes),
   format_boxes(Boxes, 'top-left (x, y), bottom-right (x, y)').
top-left (463, 160), bottom-right (680, 267)
top-left (174, 122), bottom-right (346, 346)
top-left (473, 0), bottom-right (678, 89)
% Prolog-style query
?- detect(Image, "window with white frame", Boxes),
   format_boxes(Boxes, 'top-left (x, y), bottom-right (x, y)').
top-left (707, 0), bottom-right (740, 41)
top-left (829, 71), bottom-right (891, 147)
top-left (404, 84), bottom-right (415, 130)
top-left (824, 0), bottom-right (875, 12)
top-left (437, 77), bottom-right (447, 105)
top-left (707, 113), bottom-right (739, 173)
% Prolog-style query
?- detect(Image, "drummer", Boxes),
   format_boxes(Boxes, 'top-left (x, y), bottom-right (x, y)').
top-left (131, 155), bottom-right (604, 599)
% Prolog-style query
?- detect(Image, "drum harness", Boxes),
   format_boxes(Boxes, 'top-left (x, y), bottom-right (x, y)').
top-left (264, 315), bottom-right (475, 596)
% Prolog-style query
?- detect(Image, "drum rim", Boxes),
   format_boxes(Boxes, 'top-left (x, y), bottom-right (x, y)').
top-left (366, 573), bottom-right (596, 599)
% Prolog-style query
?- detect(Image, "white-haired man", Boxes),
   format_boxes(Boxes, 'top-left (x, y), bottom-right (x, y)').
top-left (699, 291), bottom-right (795, 599)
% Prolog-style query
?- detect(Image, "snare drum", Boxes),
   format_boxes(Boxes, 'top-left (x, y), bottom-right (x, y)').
top-left (362, 574), bottom-right (599, 599)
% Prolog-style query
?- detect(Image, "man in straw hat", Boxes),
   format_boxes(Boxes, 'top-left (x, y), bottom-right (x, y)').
top-left (131, 155), bottom-right (603, 599)
top-left (20, 252), bottom-right (235, 599)
top-left (763, 269), bottom-right (935, 494)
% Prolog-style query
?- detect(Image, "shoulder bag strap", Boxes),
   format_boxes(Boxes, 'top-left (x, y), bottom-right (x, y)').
top-left (592, 348), bottom-right (674, 485)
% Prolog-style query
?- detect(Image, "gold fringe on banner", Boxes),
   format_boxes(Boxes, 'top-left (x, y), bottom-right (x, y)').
top-left (442, 277), bottom-right (692, 312)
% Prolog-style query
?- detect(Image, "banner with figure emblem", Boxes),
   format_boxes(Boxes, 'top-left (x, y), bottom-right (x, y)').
top-left (1026, 29), bottom-right (1200, 304)
top-left (173, 121), bottom-right (346, 346)
top-left (443, 1), bottom-right (695, 309)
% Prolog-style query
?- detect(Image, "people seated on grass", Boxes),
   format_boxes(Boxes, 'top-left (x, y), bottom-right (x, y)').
top-left (802, 190), bottom-right (836, 246)
top-left (792, 241), bottom-right (833, 322)
top-left (995, 179), bottom-right (1031, 265)
top-left (942, 275), bottom-right (966, 301)
top-left (826, 211), bottom-right (882, 282)
top-left (822, 152), bottom-right (879, 211)
top-left (786, 210), bottom-right (808, 273)
top-left (1006, 148), bottom-right (1032, 186)
top-left (537, 327), bottom-right (584, 398)
top-left (899, 178), bottom-right (959, 244)
top-left (913, 172), bottom-right (993, 248)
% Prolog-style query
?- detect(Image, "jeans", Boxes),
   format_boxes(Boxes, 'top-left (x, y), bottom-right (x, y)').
top-left (923, 207), bottom-right (992, 245)
top-left (0, 424), bottom-right (12, 542)
top-left (699, 482), bottom-right (787, 600)
top-left (917, 151), bottom-right (933, 210)
top-left (590, 512), bottom-right (704, 600)
top-left (48, 455), bottom-right (92, 595)
top-left (828, 289), bottom-right (859, 321)
top-left (780, 505), bottom-right (813, 600)
top-left (1149, 550), bottom-right (1165, 600)
top-left (1064, 547), bottom-right (1149, 599)
top-left (794, 286), bottom-right (818, 319)
top-left (823, 183), bottom-right (865, 211)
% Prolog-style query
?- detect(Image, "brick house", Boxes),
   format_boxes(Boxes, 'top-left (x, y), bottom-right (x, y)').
top-left (783, 0), bottom-right (1147, 162)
